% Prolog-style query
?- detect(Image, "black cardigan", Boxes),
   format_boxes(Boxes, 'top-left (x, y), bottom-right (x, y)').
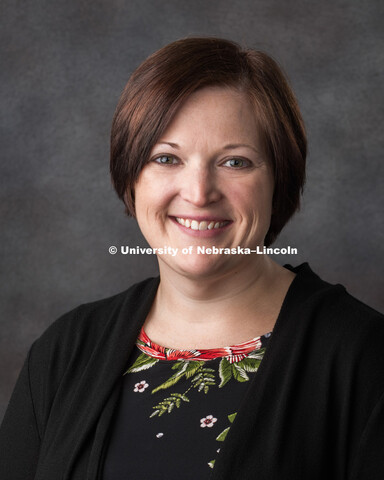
top-left (1, 264), bottom-right (384, 480)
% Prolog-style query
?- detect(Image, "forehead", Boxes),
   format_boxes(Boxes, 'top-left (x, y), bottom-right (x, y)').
top-left (159, 86), bottom-right (260, 146)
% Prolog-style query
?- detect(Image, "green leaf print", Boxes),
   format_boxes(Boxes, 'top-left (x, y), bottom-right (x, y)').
top-left (219, 357), bottom-right (250, 386)
top-left (216, 412), bottom-right (237, 442)
top-left (219, 349), bottom-right (265, 387)
top-left (218, 357), bottom-right (232, 388)
top-left (232, 363), bottom-right (249, 382)
top-left (191, 367), bottom-right (216, 393)
top-left (227, 412), bottom-right (237, 423)
top-left (150, 363), bottom-right (217, 417)
top-left (247, 348), bottom-right (265, 359)
top-left (236, 356), bottom-right (263, 372)
top-left (185, 362), bottom-right (204, 379)
top-left (209, 413), bottom-right (238, 469)
top-left (215, 426), bottom-right (230, 442)
top-left (150, 393), bottom-right (190, 418)
top-left (171, 361), bottom-right (186, 371)
top-left (124, 352), bottom-right (159, 374)
top-left (151, 361), bottom-right (203, 394)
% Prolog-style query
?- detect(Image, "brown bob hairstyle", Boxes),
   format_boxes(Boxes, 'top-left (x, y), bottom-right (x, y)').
top-left (110, 37), bottom-right (306, 246)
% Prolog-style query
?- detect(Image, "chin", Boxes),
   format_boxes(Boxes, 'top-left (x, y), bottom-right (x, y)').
top-left (159, 253), bottom-right (241, 281)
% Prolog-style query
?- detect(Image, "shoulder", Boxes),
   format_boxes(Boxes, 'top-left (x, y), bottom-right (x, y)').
top-left (286, 262), bottom-right (384, 335)
top-left (285, 263), bottom-right (384, 384)
top-left (320, 288), bottom-right (384, 367)
top-left (21, 277), bottom-right (159, 431)
top-left (283, 263), bottom-right (384, 371)
top-left (278, 265), bottom-right (384, 418)
top-left (28, 276), bottom-right (159, 373)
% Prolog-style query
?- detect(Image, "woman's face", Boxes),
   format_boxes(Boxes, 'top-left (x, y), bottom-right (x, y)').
top-left (134, 86), bottom-right (274, 279)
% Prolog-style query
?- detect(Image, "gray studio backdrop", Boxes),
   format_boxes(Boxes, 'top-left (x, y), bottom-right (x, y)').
top-left (1, 0), bottom-right (383, 421)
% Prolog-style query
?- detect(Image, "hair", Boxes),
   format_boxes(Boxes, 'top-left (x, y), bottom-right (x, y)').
top-left (110, 37), bottom-right (306, 246)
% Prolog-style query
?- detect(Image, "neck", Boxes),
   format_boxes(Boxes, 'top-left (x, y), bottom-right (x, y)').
top-left (143, 255), bottom-right (295, 349)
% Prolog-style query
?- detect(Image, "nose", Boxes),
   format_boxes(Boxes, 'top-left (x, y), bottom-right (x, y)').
top-left (179, 164), bottom-right (222, 207)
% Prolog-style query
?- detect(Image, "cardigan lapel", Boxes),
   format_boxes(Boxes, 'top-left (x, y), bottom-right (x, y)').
top-left (210, 264), bottom-right (340, 479)
top-left (56, 277), bottom-right (160, 480)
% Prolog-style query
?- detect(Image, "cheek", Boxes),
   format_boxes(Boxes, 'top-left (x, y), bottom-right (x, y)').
top-left (134, 172), bottom-right (175, 222)
top-left (231, 177), bottom-right (274, 217)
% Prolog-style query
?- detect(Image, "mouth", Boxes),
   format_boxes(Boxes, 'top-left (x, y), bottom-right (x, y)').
top-left (173, 216), bottom-right (231, 231)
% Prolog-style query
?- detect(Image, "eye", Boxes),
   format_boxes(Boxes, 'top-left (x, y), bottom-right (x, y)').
top-left (223, 158), bottom-right (250, 168)
top-left (153, 155), bottom-right (178, 165)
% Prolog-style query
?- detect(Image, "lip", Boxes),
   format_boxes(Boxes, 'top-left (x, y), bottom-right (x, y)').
top-left (171, 215), bottom-right (231, 222)
top-left (170, 216), bottom-right (233, 237)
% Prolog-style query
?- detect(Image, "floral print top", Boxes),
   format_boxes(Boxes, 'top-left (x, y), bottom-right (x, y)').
top-left (102, 327), bottom-right (271, 479)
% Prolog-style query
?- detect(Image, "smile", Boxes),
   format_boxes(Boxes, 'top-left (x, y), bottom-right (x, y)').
top-left (175, 217), bottom-right (230, 231)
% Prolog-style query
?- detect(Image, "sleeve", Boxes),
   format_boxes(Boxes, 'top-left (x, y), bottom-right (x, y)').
top-left (0, 349), bottom-right (41, 480)
top-left (350, 391), bottom-right (384, 480)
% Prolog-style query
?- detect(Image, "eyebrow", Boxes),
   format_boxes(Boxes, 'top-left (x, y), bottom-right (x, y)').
top-left (223, 143), bottom-right (260, 155)
top-left (156, 141), bottom-right (260, 154)
top-left (156, 141), bottom-right (180, 149)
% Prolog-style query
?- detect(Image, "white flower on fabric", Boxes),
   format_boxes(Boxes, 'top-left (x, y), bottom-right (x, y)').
top-left (134, 380), bottom-right (149, 392)
top-left (200, 415), bottom-right (217, 428)
top-left (156, 433), bottom-right (164, 438)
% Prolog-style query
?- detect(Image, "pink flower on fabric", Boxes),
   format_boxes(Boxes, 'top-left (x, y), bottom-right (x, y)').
top-left (134, 380), bottom-right (149, 393)
top-left (200, 415), bottom-right (217, 428)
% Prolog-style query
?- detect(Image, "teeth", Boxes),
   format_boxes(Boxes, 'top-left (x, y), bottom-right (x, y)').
top-left (175, 217), bottom-right (228, 231)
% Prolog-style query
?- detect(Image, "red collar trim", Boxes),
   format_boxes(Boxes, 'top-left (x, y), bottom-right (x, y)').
top-left (136, 327), bottom-right (264, 363)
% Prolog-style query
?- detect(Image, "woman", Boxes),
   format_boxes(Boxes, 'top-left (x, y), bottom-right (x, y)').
top-left (1, 37), bottom-right (383, 480)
